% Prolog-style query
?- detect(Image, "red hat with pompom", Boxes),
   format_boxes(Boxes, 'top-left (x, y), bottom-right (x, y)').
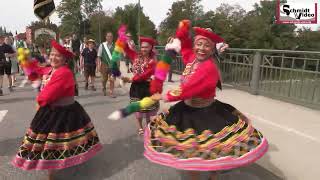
top-left (193, 27), bottom-right (224, 45)
top-left (140, 36), bottom-right (157, 47)
top-left (51, 40), bottom-right (74, 59)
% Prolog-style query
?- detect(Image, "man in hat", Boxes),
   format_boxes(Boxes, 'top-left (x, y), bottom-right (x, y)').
top-left (97, 32), bottom-right (116, 97)
top-left (79, 37), bottom-right (88, 74)
top-left (0, 35), bottom-right (15, 95)
top-left (81, 39), bottom-right (97, 91)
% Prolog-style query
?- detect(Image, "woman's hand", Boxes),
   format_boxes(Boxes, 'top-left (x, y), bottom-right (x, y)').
top-left (121, 76), bottom-right (132, 83)
top-left (151, 93), bottom-right (162, 101)
top-left (218, 43), bottom-right (229, 53)
top-left (167, 37), bottom-right (174, 44)
top-left (42, 74), bottom-right (49, 81)
top-left (165, 37), bottom-right (181, 53)
top-left (240, 113), bottom-right (251, 125)
top-left (234, 110), bottom-right (251, 125)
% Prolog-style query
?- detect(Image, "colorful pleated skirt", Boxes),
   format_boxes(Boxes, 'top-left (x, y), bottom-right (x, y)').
top-left (12, 101), bottom-right (102, 170)
top-left (144, 100), bottom-right (268, 171)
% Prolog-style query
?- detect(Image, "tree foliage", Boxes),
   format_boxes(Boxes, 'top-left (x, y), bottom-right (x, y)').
top-left (55, 0), bottom-right (319, 51)
top-left (157, 0), bottom-right (319, 51)
top-left (158, 0), bottom-right (204, 44)
top-left (56, 0), bottom-right (102, 38)
top-left (89, 11), bottom-right (116, 43)
top-left (0, 26), bottom-right (13, 36)
top-left (296, 27), bottom-right (320, 51)
top-left (113, 4), bottom-right (157, 42)
top-left (57, 1), bottom-right (156, 44)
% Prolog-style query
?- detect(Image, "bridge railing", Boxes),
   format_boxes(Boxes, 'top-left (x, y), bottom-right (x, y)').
top-left (155, 46), bottom-right (320, 109)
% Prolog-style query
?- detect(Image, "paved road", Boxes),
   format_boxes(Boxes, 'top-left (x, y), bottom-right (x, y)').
top-left (1, 63), bottom-right (319, 180)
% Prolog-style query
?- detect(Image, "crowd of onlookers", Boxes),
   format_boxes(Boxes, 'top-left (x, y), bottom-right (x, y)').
top-left (62, 32), bottom-right (136, 97)
top-left (1, 30), bottom-right (174, 98)
top-left (0, 31), bottom-right (134, 97)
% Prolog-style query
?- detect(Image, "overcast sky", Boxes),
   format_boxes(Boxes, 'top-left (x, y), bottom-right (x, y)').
top-left (0, 0), bottom-right (318, 33)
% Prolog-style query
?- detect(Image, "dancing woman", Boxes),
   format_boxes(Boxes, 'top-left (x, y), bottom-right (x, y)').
top-left (144, 20), bottom-right (268, 180)
top-left (12, 40), bottom-right (102, 180)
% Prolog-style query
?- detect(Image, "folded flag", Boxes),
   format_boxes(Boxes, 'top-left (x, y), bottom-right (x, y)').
top-left (34, 0), bottom-right (55, 20)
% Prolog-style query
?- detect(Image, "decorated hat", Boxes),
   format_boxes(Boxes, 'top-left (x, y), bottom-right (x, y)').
top-left (140, 36), bottom-right (157, 47)
top-left (51, 40), bottom-right (74, 59)
top-left (193, 27), bottom-right (224, 45)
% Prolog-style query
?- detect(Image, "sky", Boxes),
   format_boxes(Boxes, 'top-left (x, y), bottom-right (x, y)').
top-left (0, 0), bottom-right (319, 33)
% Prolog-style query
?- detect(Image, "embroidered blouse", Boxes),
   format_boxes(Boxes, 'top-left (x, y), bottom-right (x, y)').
top-left (37, 65), bottom-right (75, 106)
top-left (164, 30), bottom-right (220, 102)
top-left (125, 47), bottom-right (157, 82)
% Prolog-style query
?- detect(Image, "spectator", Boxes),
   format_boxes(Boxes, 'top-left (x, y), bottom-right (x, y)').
top-left (5, 37), bottom-right (19, 86)
top-left (81, 39), bottom-right (97, 91)
top-left (0, 35), bottom-right (15, 95)
top-left (97, 32), bottom-right (116, 97)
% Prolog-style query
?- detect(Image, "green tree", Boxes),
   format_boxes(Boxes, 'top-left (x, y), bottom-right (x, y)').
top-left (296, 27), bottom-right (320, 51)
top-left (158, 0), bottom-right (204, 44)
top-left (196, 4), bottom-right (246, 47)
top-left (57, 0), bottom-right (82, 38)
top-left (238, 1), bottom-right (296, 49)
top-left (82, 0), bottom-right (102, 17)
top-left (89, 11), bottom-right (116, 43)
top-left (57, 0), bottom-right (102, 38)
top-left (113, 4), bottom-right (157, 42)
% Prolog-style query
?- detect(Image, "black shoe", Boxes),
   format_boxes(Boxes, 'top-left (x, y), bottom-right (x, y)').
top-left (85, 83), bottom-right (88, 90)
top-left (0, 89), bottom-right (3, 96)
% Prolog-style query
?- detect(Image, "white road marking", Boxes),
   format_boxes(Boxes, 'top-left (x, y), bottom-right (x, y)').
top-left (0, 110), bottom-right (8, 123)
top-left (247, 113), bottom-right (320, 144)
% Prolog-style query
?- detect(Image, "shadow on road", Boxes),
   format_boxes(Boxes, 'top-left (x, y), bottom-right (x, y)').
top-left (54, 135), bottom-right (144, 180)
top-left (0, 97), bottom-right (35, 104)
top-left (82, 100), bottom-right (123, 108)
top-left (178, 143), bottom-right (284, 180)
top-left (0, 137), bottom-right (285, 180)
top-left (0, 137), bottom-right (23, 157)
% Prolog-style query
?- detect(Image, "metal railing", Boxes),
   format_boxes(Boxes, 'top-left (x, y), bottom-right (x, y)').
top-left (155, 46), bottom-right (320, 109)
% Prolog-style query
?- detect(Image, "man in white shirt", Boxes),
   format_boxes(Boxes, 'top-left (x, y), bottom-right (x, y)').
top-left (97, 32), bottom-right (116, 97)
